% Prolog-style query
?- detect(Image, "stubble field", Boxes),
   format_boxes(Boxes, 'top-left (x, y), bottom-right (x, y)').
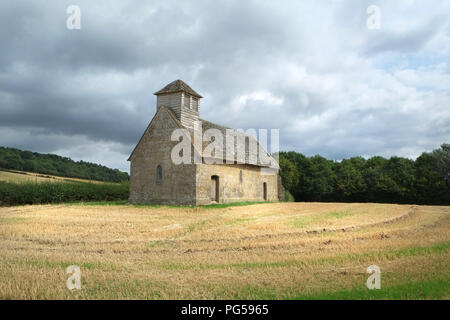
top-left (0, 170), bottom-right (107, 184)
top-left (0, 202), bottom-right (448, 299)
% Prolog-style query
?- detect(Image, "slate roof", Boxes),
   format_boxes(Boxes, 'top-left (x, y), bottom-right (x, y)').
top-left (154, 79), bottom-right (203, 98)
top-left (128, 107), bottom-right (279, 169)
top-left (199, 118), bottom-right (279, 169)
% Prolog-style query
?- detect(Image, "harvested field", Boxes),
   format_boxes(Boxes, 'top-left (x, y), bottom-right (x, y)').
top-left (0, 202), bottom-right (448, 299)
top-left (0, 169), bottom-right (107, 184)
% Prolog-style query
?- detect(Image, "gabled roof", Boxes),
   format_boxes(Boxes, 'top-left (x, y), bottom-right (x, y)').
top-left (127, 106), bottom-right (184, 161)
top-left (154, 79), bottom-right (203, 98)
top-left (200, 119), bottom-right (279, 169)
top-left (128, 108), bottom-right (279, 169)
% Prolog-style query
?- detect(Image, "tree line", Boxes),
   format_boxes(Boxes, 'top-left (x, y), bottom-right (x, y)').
top-left (0, 146), bottom-right (129, 183)
top-left (279, 144), bottom-right (449, 205)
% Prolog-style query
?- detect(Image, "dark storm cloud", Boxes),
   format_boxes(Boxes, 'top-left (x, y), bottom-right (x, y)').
top-left (0, 0), bottom-right (449, 171)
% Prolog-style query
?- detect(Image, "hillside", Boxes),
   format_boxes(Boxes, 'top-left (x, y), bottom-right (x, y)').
top-left (0, 146), bottom-right (129, 183)
top-left (0, 169), bottom-right (109, 184)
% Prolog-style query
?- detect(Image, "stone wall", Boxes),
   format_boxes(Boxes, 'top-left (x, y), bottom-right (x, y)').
top-left (129, 107), bottom-right (197, 205)
top-left (195, 163), bottom-right (279, 205)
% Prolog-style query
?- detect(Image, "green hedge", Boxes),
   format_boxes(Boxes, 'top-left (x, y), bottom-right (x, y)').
top-left (0, 181), bottom-right (129, 206)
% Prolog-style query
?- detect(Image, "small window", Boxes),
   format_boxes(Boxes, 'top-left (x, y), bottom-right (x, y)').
top-left (156, 165), bottom-right (163, 181)
top-left (184, 94), bottom-right (191, 109)
top-left (239, 170), bottom-right (243, 183)
top-left (192, 97), bottom-right (198, 111)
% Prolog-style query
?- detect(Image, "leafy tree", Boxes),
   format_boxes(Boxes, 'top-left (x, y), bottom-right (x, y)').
top-left (279, 144), bottom-right (449, 205)
top-left (414, 151), bottom-right (449, 204)
top-left (430, 144), bottom-right (450, 186)
top-left (333, 157), bottom-right (367, 201)
top-left (384, 157), bottom-right (415, 203)
top-left (301, 155), bottom-right (335, 201)
top-left (279, 156), bottom-right (299, 194)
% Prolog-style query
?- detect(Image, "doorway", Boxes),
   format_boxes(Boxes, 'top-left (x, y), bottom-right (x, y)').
top-left (211, 175), bottom-right (219, 203)
top-left (263, 182), bottom-right (267, 201)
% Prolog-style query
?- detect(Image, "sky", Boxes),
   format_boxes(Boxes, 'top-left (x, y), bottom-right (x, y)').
top-left (0, 0), bottom-right (449, 172)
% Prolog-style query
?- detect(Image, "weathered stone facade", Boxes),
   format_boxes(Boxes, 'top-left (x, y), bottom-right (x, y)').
top-left (128, 80), bottom-right (283, 205)
top-left (195, 163), bottom-right (279, 205)
top-left (128, 107), bottom-right (197, 205)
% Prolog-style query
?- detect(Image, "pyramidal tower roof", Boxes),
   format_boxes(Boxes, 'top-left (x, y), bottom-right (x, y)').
top-left (154, 79), bottom-right (202, 98)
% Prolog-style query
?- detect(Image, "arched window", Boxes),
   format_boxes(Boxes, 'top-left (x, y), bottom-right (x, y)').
top-left (156, 165), bottom-right (163, 181)
top-left (239, 170), bottom-right (243, 183)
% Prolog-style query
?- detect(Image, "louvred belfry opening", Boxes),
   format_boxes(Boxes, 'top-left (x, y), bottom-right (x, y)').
top-left (154, 80), bottom-right (203, 130)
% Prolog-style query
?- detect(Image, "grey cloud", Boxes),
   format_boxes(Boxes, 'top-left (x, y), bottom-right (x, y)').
top-left (365, 15), bottom-right (449, 54)
top-left (0, 0), bottom-right (449, 172)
